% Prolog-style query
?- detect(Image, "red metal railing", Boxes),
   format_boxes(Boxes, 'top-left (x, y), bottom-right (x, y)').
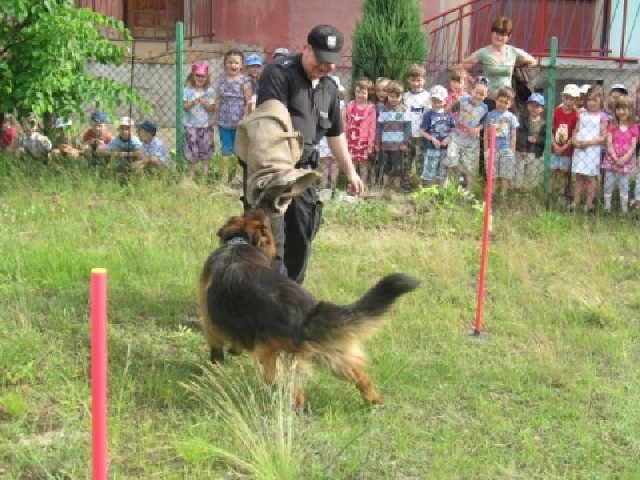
top-left (423, 0), bottom-right (636, 81)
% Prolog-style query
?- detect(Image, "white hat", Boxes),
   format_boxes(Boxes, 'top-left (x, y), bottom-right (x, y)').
top-left (430, 85), bottom-right (448, 102)
top-left (610, 83), bottom-right (628, 94)
top-left (119, 116), bottom-right (135, 127)
top-left (579, 84), bottom-right (591, 94)
top-left (55, 118), bottom-right (73, 129)
top-left (272, 47), bottom-right (290, 58)
top-left (562, 84), bottom-right (580, 98)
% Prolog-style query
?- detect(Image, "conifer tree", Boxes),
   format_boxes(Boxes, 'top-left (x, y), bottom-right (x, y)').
top-left (351, 0), bottom-right (427, 90)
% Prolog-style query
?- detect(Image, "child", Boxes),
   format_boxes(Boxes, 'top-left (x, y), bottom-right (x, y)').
top-left (244, 54), bottom-right (263, 115)
top-left (577, 84), bottom-right (591, 112)
top-left (1, 114), bottom-right (17, 152)
top-left (484, 87), bottom-right (520, 199)
top-left (183, 62), bottom-right (216, 180)
top-left (444, 68), bottom-right (470, 116)
top-left (570, 85), bottom-right (608, 213)
top-left (214, 50), bottom-right (252, 183)
top-left (515, 92), bottom-right (546, 192)
top-left (373, 77), bottom-right (389, 116)
top-left (419, 85), bottom-right (454, 186)
top-left (606, 83), bottom-right (628, 122)
top-left (100, 116), bottom-right (142, 167)
top-left (370, 77), bottom-right (390, 186)
top-left (131, 120), bottom-right (171, 171)
top-left (550, 84), bottom-right (580, 206)
top-left (345, 77), bottom-right (376, 185)
top-left (403, 64), bottom-right (431, 191)
top-left (317, 75), bottom-right (346, 190)
top-left (51, 118), bottom-right (80, 161)
top-left (447, 79), bottom-right (489, 190)
top-left (602, 96), bottom-right (638, 214)
top-left (81, 111), bottom-right (113, 165)
top-left (17, 114), bottom-right (52, 162)
top-left (377, 80), bottom-right (411, 190)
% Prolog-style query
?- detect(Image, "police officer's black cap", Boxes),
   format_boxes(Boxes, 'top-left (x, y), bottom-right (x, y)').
top-left (307, 24), bottom-right (343, 64)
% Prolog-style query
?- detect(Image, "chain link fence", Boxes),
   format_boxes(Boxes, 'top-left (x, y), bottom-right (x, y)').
top-left (18, 36), bottom-right (640, 213)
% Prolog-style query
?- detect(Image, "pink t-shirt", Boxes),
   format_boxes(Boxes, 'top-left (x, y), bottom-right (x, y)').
top-left (602, 123), bottom-right (639, 173)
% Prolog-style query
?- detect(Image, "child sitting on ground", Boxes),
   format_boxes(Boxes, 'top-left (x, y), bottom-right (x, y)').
top-left (98, 116), bottom-right (142, 168)
top-left (81, 111), bottom-right (113, 165)
top-left (51, 118), bottom-right (81, 161)
top-left (1, 114), bottom-right (18, 153)
top-left (17, 114), bottom-right (52, 162)
top-left (130, 120), bottom-right (171, 171)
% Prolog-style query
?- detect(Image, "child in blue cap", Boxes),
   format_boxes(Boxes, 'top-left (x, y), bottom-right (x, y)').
top-left (515, 92), bottom-right (546, 192)
top-left (82, 111), bottom-right (113, 165)
top-left (245, 54), bottom-right (263, 114)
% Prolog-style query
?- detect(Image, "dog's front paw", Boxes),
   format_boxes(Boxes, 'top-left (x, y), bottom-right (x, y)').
top-left (210, 347), bottom-right (225, 363)
top-left (228, 343), bottom-right (244, 356)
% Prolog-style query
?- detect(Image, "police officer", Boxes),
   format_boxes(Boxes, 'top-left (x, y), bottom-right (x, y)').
top-left (256, 24), bottom-right (364, 284)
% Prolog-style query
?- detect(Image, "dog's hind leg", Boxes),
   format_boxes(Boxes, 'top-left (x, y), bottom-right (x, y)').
top-left (253, 344), bottom-right (278, 385)
top-left (350, 366), bottom-right (382, 405)
top-left (322, 343), bottom-right (383, 404)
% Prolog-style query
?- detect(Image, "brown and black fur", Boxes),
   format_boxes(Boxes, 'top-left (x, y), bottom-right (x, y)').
top-left (199, 207), bottom-right (419, 405)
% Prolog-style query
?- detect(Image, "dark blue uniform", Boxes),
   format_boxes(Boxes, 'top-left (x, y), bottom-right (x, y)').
top-left (258, 55), bottom-right (344, 160)
top-left (248, 54), bottom-right (343, 283)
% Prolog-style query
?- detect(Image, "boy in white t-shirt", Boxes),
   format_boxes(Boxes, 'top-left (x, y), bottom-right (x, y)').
top-left (402, 63), bottom-right (431, 191)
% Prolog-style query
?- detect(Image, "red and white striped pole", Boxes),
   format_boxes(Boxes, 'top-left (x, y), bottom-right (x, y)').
top-left (90, 268), bottom-right (108, 479)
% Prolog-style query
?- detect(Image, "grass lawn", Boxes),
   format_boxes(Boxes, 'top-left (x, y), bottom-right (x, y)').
top-left (1, 157), bottom-right (639, 479)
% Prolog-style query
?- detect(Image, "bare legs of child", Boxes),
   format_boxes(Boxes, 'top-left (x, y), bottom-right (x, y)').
top-left (320, 156), bottom-right (339, 189)
top-left (355, 160), bottom-right (369, 186)
top-left (570, 174), bottom-right (597, 213)
top-left (552, 169), bottom-right (570, 206)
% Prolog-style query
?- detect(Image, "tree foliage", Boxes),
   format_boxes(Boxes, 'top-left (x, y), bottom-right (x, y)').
top-left (0, 0), bottom-right (143, 120)
top-left (351, 0), bottom-right (427, 90)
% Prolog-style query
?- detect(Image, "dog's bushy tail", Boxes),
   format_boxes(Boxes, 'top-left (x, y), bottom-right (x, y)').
top-left (302, 273), bottom-right (419, 345)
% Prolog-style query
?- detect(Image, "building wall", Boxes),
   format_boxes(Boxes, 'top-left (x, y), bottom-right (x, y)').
top-left (212, 0), bottom-right (440, 58)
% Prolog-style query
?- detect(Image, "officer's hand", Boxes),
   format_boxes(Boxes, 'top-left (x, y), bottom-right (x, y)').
top-left (347, 172), bottom-right (365, 197)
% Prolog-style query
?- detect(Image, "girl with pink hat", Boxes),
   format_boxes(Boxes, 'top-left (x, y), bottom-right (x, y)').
top-left (183, 62), bottom-right (216, 180)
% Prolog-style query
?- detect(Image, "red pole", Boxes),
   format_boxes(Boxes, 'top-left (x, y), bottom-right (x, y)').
top-left (90, 268), bottom-right (108, 480)
top-left (474, 124), bottom-right (495, 335)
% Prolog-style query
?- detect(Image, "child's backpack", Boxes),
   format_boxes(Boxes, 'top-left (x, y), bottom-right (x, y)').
top-left (235, 99), bottom-right (319, 211)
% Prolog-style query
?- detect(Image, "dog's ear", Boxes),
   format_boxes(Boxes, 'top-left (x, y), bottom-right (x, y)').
top-left (254, 223), bottom-right (276, 262)
top-left (217, 216), bottom-right (245, 243)
top-left (244, 207), bottom-right (271, 231)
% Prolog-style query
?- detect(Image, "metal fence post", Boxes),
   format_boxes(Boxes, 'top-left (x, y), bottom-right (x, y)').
top-left (542, 36), bottom-right (558, 208)
top-left (175, 22), bottom-right (184, 171)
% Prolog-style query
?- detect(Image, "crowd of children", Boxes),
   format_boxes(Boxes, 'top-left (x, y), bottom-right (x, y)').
top-left (3, 54), bottom-right (639, 215)
top-left (0, 109), bottom-right (171, 173)
top-left (320, 63), bottom-right (640, 216)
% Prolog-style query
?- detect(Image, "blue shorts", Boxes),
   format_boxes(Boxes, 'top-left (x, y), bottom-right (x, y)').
top-left (218, 126), bottom-right (237, 156)
top-left (550, 154), bottom-right (571, 172)
top-left (421, 149), bottom-right (447, 181)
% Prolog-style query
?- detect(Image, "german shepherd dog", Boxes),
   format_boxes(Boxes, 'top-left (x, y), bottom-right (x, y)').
top-left (199, 206), bottom-right (419, 405)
